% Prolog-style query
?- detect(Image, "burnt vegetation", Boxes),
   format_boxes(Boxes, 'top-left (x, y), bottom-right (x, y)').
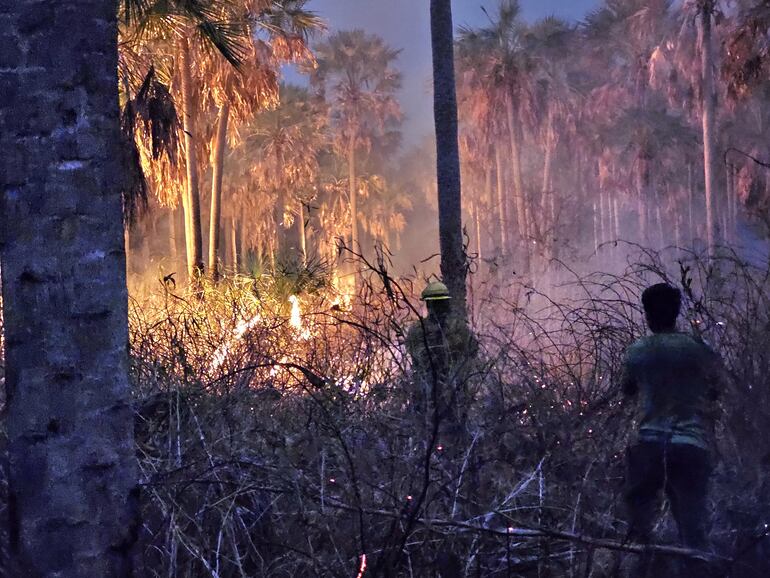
top-left (116, 247), bottom-right (770, 576)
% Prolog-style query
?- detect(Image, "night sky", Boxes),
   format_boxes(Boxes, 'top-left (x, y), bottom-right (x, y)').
top-left (291, 0), bottom-right (601, 145)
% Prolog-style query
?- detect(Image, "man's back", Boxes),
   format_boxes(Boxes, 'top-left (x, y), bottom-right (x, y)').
top-left (623, 332), bottom-right (722, 449)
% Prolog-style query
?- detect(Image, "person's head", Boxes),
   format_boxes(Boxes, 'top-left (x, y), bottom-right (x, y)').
top-left (641, 283), bottom-right (682, 333)
top-left (421, 281), bottom-right (451, 319)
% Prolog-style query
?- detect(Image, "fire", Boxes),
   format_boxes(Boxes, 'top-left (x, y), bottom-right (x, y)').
top-left (211, 311), bottom-right (263, 369)
top-left (288, 295), bottom-right (311, 339)
top-left (330, 273), bottom-right (355, 311)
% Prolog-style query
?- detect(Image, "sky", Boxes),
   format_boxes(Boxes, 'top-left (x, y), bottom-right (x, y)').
top-left (290, 0), bottom-right (601, 145)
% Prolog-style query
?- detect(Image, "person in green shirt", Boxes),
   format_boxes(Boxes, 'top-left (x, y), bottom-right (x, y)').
top-left (621, 283), bottom-right (724, 567)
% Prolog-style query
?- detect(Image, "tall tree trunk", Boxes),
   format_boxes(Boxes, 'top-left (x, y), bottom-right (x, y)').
top-left (700, 1), bottom-right (718, 254)
top-left (208, 103), bottom-right (230, 282)
top-left (348, 137), bottom-right (359, 252)
top-left (169, 207), bottom-right (179, 265)
top-left (726, 163), bottom-right (736, 243)
top-left (473, 200), bottom-right (483, 262)
top-left (636, 154), bottom-right (651, 244)
top-left (506, 94), bottom-right (527, 241)
top-left (298, 200), bottom-right (307, 264)
top-left (495, 145), bottom-right (508, 256)
top-left (542, 109), bottom-right (555, 234)
top-left (179, 36), bottom-right (204, 279)
top-left (231, 218), bottom-right (240, 272)
top-left (688, 163), bottom-right (695, 245)
top-left (0, 1), bottom-right (138, 574)
top-left (431, 0), bottom-right (467, 316)
top-left (484, 165), bottom-right (493, 258)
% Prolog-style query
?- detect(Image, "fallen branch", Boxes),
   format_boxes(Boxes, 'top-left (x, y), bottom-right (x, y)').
top-left (325, 501), bottom-right (729, 562)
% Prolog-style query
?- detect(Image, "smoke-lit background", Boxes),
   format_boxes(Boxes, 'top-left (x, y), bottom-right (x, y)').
top-left (291, 1), bottom-right (600, 145)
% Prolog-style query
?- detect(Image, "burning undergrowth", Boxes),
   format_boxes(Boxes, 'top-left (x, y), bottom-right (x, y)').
top-left (128, 248), bottom-right (770, 577)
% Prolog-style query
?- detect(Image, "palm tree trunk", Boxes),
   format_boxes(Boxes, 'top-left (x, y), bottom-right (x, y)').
top-left (700, 1), bottom-right (718, 254)
top-left (495, 145), bottom-right (508, 256)
top-left (348, 137), bottom-right (359, 252)
top-left (474, 200), bottom-right (483, 262)
top-left (506, 94), bottom-right (527, 241)
top-left (688, 163), bottom-right (695, 244)
top-left (231, 218), bottom-right (240, 271)
top-left (431, 0), bottom-right (467, 316)
top-left (542, 110), bottom-right (554, 231)
top-left (725, 164), bottom-right (736, 243)
top-left (1, 3), bottom-right (138, 573)
top-left (636, 154), bottom-right (651, 244)
top-left (593, 202), bottom-right (599, 253)
top-left (179, 36), bottom-right (204, 279)
top-left (299, 200), bottom-right (308, 264)
top-left (208, 102), bottom-right (230, 282)
top-left (169, 207), bottom-right (179, 264)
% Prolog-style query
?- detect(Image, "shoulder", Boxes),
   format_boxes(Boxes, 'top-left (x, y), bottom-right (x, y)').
top-left (677, 332), bottom-right (720, 358)
top-left (406, 320), bottom-right (425, 344)
top-left (624, 336), bottom-right (650, 361)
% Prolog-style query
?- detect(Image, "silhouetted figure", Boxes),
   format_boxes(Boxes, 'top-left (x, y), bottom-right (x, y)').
top-left (406, 281), bottom-right (477, 428)
top-left (621, 283), bottom-right (724, 576)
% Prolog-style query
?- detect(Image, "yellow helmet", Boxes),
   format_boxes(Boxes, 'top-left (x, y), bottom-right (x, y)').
top-left (421, 281), bottom-right (451, 301)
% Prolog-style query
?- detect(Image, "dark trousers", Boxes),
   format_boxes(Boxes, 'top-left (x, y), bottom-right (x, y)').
top-left (625, 441), bottom-right (712, 550)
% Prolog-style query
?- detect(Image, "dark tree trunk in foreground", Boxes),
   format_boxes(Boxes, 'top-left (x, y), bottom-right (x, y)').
top-left (0, 0), bottom-right (138, 574)
top-left (430, 0), bottom-right (467, 317)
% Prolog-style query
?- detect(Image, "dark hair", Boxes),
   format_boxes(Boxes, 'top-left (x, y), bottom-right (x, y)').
top-left (641, 283), bottom-right (682, 332)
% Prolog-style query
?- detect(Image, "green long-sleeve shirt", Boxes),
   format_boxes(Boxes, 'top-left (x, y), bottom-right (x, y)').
top-left (621, 332), bottom-right (724, 449)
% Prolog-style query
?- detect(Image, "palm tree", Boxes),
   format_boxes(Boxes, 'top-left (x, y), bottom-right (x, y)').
top-left (312, 30), bottom-right (403, 257)
top-left (458, 1), bottom-right (536, 266)
top-left (242, 84), bottom-right (328, 265)
top-left (205, 0), bottom-right (322, 280)
top-left (1, 0), bottom-right (137, 573)
top-left (121, 0), bottom-right (250, 280)
top-left (457, 35), bottom-right (508, 257)
top-left (583, 0), bottom-right (672, 244)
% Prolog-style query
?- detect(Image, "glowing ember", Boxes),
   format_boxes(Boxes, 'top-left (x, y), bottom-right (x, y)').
top-left (356, 553), bottom-right (367, 578)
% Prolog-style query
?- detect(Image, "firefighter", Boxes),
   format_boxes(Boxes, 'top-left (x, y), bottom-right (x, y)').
top-left (621, 283), bottom-right (725, 575)
top-left (406, 281), bottom-right (477, 428)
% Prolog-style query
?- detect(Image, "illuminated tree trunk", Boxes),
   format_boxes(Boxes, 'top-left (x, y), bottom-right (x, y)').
top-left (506, 94), bottom-right (527, 241)
top-left (495, 145), bottom-right (508, 256)
top-left (230, 218), bottom-right (240, 271)
top-left (179, 36), bottom-right (204, 279)
top-left (474, 200), bottom-right (483, 262)
top-left (169, 208), bottom-right (179, 265)
top-left (298, 200), bottom-right (307, 264)
top-left (688, 163), bottom-right (695, 244)
top-left (0, 0), bottom-right (138, 573)
top-left (542, 110), bottom-right (554, 223)
top-left (700, 0), bottom-right (718, 254)
top-left (348, 137), bottom-right (359, 252)
top-left (484, 164), bottom-right (493, 257)
top-left (208, 102), bottom-right (230, 281)
top-left (636, 153), bottom-right (651, 244)
top-left (431, 0), bottom-right (467, 315)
